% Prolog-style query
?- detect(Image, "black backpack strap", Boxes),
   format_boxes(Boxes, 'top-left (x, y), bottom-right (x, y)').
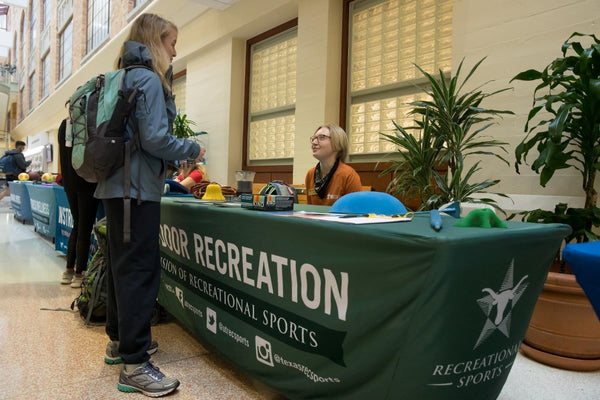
top-left (118, 70), bottom-right (134, 244)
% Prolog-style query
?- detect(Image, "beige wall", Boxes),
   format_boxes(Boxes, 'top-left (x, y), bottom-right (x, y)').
top-left (452, 0), bottom-right (600, 210)
top-left (175, 0), bottom-right (300, 185)
top-left (184, 38), bottom-right (242, 185)
top-left (294, 0), bottom-right (343, 184)
top-left (9, 0), bottom-right (600, 211)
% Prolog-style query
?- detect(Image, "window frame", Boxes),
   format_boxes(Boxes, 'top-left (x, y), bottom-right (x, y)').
top-left (41, 53), bottom-right (49, 99)
top-left (241, 18), bottom-right (298, 182)
top-left (58, 18), bottom-right (72, 83)
top-left (172, 69), bottom-right (187, 114)
top-left (340, 0), bottom-right (451, 161)
top-left (86, 0), bottom-right (110, 55)
top-left (28, 0), bottom-right (37, 54)
top-left (28, 71), bottom-right (35, 112)
top-left (339, 0), bottom-right (452, 191)
top-left (42, 0), bottom-right (50, 28)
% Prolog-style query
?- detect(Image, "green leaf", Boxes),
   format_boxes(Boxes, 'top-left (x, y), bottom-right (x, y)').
top-left (511, 69), bottom-right (542, 82)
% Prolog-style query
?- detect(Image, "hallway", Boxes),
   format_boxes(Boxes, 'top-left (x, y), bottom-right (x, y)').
top-left (0, 195), bottom-right (598, 399)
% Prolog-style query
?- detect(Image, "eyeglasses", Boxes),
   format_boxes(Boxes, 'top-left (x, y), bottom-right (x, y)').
top-left (309, 134), bottom-right (331, 143)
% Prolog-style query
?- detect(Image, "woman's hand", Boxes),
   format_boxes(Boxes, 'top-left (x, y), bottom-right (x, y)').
top-left (194, 146), bottom-right (206, 164)
top-left (179, 162), bottom-right (196, 179)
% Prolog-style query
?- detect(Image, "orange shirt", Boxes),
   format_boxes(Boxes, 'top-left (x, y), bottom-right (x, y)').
top-left (305, 162), bottom-right (362, 206)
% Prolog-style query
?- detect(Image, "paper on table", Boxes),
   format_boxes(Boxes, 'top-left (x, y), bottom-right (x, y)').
top-left (285, 212), bottom-right (413, 224)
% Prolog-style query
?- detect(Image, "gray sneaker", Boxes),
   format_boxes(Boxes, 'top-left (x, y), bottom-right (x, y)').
top-left (104, 340), bottom-right (159, 364)
top-left (118, 361), bottom-right (180, 397)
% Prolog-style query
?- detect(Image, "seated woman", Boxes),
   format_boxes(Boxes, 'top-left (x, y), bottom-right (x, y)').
top-left (305, 124), bottom-right (362, 205)
top-left (176, 146), bottom-right (207, 192)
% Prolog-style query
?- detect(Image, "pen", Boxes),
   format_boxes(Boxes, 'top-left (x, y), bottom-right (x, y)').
top-left (430, 209), bottom-right (442, 231)
top-left (339, 213), bottom-right (370, 218)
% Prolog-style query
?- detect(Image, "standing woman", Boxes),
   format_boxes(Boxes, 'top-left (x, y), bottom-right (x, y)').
top-left (94, 13), bottom-right (202, 397)
top-left (57, 118), bottom-right (100, 288)
top-left (305, 124), bottom-right (362, 205)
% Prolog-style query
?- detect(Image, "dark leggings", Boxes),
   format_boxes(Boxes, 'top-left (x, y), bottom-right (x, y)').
top-left (104, 198), bottom-right (161, 364)
top-left (65, 187), bottom-right (100, 274)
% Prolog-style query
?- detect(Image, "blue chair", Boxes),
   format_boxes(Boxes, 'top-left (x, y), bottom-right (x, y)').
top-left (164, 179), bottom-right (193, 196)
top-left (330, 191), bottom-right (407, 215)
top-left (563, 241), bottom-right (600, 320)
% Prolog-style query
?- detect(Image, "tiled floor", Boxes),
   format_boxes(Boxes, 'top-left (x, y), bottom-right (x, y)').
top-left (0, 194), bottom-right (599, 399)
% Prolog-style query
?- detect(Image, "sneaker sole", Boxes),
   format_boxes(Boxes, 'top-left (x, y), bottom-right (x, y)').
top-left (104, 356), bottom-right (123, 365)
top-left (117, 382), bottom-right (179, 397)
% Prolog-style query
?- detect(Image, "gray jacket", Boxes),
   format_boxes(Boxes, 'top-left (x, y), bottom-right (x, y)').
top-left (95, 41), bottom-right (200, 202)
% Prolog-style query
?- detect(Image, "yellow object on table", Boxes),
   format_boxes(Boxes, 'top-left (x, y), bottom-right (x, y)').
top-left (202, 183), bottom-right (225, 201)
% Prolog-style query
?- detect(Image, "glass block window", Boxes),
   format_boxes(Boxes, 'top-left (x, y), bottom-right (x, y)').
top-left (59, 20), bottom-right (72, 81)
top-left (347, 0), bottom-right (452, 155)
top-left (87, 0), bottom-right (110, 54)
top-left (172, 74), bottom-right (186, 113)
top-left (247, 27), bottom-right (297, 161)
top-left (41, 54), bottom-right (49, 98)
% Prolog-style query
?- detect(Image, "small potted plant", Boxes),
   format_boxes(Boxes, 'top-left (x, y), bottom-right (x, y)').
top-left (511, 32), bottom-right (600, 371)
top-left (173, 112), bottom-right (197, 139)
top-left (381, 58), bottom-right (513, 212)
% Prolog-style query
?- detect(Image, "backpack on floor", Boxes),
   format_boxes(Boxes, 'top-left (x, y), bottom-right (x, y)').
top-left (71, 218), bottom-right (108, 325)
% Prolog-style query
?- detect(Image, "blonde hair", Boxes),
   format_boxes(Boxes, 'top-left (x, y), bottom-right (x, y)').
top-left (315, 124), bottom-right (350, 161)
top-left (115, 13), bottom-right (177, 90)
top-left (196, 164), bottom-right (208, 181)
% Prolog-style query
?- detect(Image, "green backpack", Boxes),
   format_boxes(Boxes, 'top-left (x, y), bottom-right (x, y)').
top-left (71, 219), bottom-right (108, 325)
top-left (68, 65), bottom-right (150, 243)
top-left (68, 66), bottom-right (149, 183)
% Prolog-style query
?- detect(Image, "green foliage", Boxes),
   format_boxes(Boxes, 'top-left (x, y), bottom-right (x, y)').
top-left (512, 32), bottom-right (600, 210)
top-left (173, 112), bottom-right (197, 139)
top-left (380, 118), bottom-right (443, 210)
top-left (510, 33), bottom-right (600, 249)
top-left (381, 58), bottom-right (513, 211)
top-left (509, 203), bottom-right (600, 245)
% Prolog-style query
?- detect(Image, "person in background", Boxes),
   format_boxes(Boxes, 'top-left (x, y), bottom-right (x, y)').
top-left (93, 13), bottom-right (203, 397)
top-left (0, 140), bottom-right (31, 200)
top-left (57, 119), bottom-right (100, 288)
top-left (175, 146), bottom-right (207, 192)
top-left (305, 124), bottom-right (362, 206)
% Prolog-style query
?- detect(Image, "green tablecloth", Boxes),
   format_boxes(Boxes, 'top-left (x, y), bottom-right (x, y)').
top-left (158, 198), bottom-right (570, 400)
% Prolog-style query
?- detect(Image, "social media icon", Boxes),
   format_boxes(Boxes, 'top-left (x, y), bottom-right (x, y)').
top-left (206, 307), bottom-right (217, 334)
top-left (255, 336), bottom-right (274, 367)
top-left (175, 287), bottom-right (184, 308)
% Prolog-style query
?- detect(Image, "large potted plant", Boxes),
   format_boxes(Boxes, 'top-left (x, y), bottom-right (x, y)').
top-left (381, 58), bottom-right (513, 211)
top-left (511, 32), bottom-right (600, 371)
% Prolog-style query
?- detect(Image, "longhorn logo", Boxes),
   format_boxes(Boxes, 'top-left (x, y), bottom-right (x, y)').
top-left (474, 259), bottom-right (528, 349)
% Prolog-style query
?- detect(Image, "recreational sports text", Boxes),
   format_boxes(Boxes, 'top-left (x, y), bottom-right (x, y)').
top-left (159, 224), bottom-right (349, 321)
